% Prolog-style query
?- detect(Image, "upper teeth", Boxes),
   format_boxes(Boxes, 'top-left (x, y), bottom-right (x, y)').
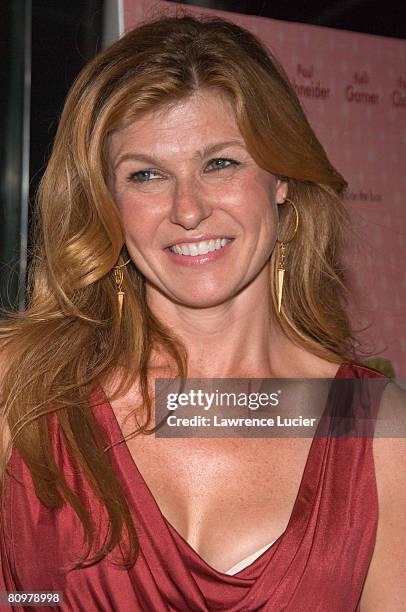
top-left (169, 238), bottom-right (231, 256)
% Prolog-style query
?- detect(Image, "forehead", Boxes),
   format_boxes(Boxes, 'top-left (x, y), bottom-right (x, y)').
top-left (109, 89), bottom-right (242, 160)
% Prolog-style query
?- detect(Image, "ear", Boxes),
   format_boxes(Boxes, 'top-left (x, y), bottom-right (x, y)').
top-left (275, 179), bottom-right (288, 204)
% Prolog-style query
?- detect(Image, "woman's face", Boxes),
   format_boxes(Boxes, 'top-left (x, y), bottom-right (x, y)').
top-left (109, 89), bottom-right (287, 308)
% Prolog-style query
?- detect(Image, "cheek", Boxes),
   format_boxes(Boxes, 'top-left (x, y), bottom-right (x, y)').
top-left (235, 182), bottom-right (277, 230)
top-left (113, 186), bottom-right (135, 214)
top-left (113, 191), bottom-right (157, 245)
top-left (123, 220), bottom-right (152, 247)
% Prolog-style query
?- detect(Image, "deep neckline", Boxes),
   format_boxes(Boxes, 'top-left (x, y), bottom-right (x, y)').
top-left (96, 361), bottom-right (351, 578)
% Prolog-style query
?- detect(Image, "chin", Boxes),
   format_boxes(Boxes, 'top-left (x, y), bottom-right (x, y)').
top-left (169, 290), bottom-right (236, 309)
top-left (147, 278), bottom-right (242, 309)
top-left (159, 286), bottom-right (235, 308)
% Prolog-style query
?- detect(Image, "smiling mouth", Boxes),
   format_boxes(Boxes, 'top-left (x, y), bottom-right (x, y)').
top-left (167, 237), bottom-right (233, 256)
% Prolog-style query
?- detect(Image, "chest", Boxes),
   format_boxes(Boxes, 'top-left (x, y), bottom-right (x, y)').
top-left (112, 403), bottom-right (313, 572)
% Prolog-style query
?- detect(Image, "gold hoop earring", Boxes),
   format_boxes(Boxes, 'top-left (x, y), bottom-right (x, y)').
top-left (276, 198), bottom-right (299, 313)
top-left (113, 258), bottom-right (131, 324)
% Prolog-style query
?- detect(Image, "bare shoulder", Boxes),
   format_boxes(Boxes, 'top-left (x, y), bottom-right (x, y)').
top-left (360, 381), bottom-right (406, 610)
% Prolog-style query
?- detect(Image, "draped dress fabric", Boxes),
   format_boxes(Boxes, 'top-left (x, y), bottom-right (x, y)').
top-left (0, 363), bottom-right (388, 611)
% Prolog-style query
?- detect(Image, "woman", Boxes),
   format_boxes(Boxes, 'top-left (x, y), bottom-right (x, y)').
top-left (0, 12), bottom-right (405, 612)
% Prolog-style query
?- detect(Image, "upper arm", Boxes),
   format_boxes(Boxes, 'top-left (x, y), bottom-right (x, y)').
top-left (360, 382), bottom-right (406, 611)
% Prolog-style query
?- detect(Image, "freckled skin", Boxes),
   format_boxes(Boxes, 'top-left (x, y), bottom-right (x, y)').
top-left (109, 89), bottom-right (288, 311)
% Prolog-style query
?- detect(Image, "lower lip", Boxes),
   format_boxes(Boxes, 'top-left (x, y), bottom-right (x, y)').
top-left (164, 240), bottom-right (235, 266)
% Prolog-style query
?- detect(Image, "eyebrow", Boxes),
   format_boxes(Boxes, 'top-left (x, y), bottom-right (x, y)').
top-left (114, 139), bottom-right (247, 170)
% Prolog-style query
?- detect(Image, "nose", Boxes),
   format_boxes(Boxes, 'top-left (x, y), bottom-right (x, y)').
top-left (169, 176), bottom-right (212, 229)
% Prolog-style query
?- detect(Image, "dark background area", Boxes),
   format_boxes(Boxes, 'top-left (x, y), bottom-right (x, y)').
top-left (30, 1), bottom-right (103, 201)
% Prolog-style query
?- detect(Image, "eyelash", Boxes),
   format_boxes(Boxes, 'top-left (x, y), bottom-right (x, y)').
top-left (126, 158), bottom-right (239, 183)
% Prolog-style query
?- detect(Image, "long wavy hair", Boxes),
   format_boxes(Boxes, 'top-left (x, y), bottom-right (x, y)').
top-left (0, 11), bottom-right (358, 568)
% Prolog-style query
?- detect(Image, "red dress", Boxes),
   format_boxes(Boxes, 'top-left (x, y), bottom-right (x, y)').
top-left (0, 363), bottom-right (388, 611)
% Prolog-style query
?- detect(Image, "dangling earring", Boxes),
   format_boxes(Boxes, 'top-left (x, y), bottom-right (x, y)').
top-left (276, 198), bottom-right (299, 313)
top-left (113, 258), bottom-right (131, 323)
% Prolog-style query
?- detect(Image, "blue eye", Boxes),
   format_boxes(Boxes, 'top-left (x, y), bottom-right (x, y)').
top-left (208, 158), bottom-right (239, 171)
top-left (126, 158), bottom-right (239, 183)
top-left (127, 170), bottom-right (161, 183)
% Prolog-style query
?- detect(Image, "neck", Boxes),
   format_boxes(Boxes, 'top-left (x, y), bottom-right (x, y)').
top-left (146, 270), bottom-right (339, 379)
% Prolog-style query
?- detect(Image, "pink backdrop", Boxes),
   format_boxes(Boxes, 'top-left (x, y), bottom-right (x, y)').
top-left (122, 0), bottom-right (406, 376)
